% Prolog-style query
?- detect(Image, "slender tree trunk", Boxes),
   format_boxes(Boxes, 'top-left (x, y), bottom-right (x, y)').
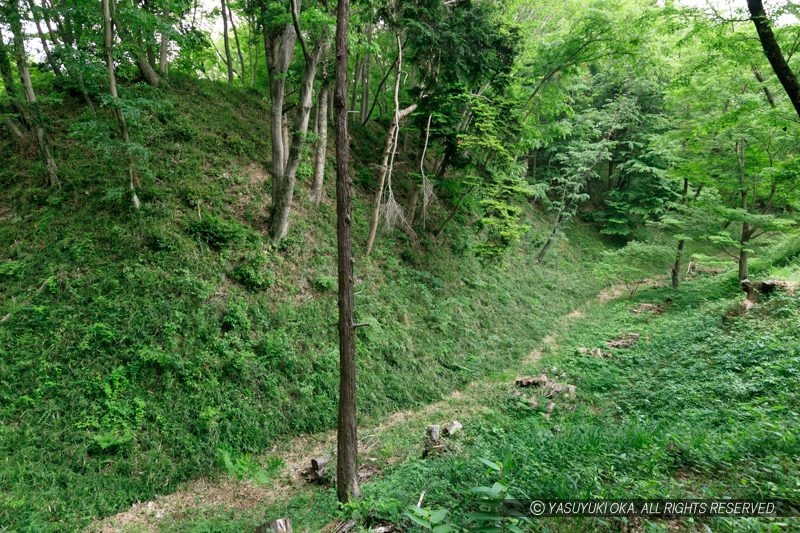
top-left (24, 0), bottom-right (61, 76)
top-left (752, 67), bottom-right (776, 107)
top-left (363, 47), bottom-right (399, 125)
top-left (103, 0), bottom-right (139, 208)
top-left (364, 104), bottom-right (415, 255)
top-left (535, 215), bottom-right (563, 263)
top-left (0, 27), bottom-right (28, 126)
top-left (3, 117), bottom-right (24, 139)
top-left (747, 0), bottom-right (800, 119)
top-left (334, 0), bottom-right (360, 505)
top-left (265, 22), bottom-right (296, 229)
top-left (365, 36), bottom-right (415, 257)
top-left (409, 113), bottom-right (433, 227)
top-left (282, 114), bottom-right (290, 170)
top-left (671, 178), bottom-right (690, 288)
top-left (359, 26), bottom-right (371, 123)
top-left (221, 0), bottom-right (234, 84)
top-left (39, 1), bottom-right (94, 110)
top-left (159, 12), bottom-right (170, 76)
top-left (7, 0), bottom-right (59, 187)
top-left (350, 53), bottom-right (362, 111)
top-left (133, 28), bottom-right (161, 86)
top-left (360, 54), bottom-right (370, 122)
top-left (311, 80), bottom-right (330, 204)
top-left (736, 140), bottom-right (748, 281)
top-left (270, 39), bottom-right (328, 241)
top-left (227, 1), bottom-right (246, 86)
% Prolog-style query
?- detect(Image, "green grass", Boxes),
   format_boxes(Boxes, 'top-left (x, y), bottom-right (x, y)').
top-left (0, 76), bottom-right (613, 530)
top-left (158, 252), bottom-right (800, 532)
top-left (338, 261), bottom-right (800, 532)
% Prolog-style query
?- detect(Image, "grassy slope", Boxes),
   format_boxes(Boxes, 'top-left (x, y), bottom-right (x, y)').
top-left (0, 77), bottom-right (613, 530)
top-left (345, 244), bottom-right (800, 532)
top-left (153, 242), bottom-right (800, 532)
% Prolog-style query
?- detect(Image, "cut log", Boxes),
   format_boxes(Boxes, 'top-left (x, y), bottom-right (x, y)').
top-left (443, 421), bottom-right (462, 436)
top-left (423, 425), bottom-right (443, 458)
top-left (577, 347), bottom-right (608, 358)
top-left (515, 374), bottom-right (549, 388)
top-left (302, 455), bottom-right (331, 483)
top-left (606, 332), bottom-right (640, 349)
top-left (311, 455), bottom-right (329, 471)
top-left (544, 383), bottom-right (575, 398)
top-left (757, 279), bottom-right (795, 294)
top-left (741, 278), bottom-right (758, 303)
top-left (255, 518), bottom-right (292, 533)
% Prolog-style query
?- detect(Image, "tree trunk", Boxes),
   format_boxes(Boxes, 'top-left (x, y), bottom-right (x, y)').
top-left (364, 103), bottom-right (417, 256)
top-left (24, 0), bottom-right (61, 77)
top-left (158, 12), bottom-right (170, 76)
top-left (359, 26), bottom-right (371, 123)
top-left (129, 26), bottom-right (161, 87)
top-left (227, 1), bottom-right (246, 86)
top-left (747, 0), bottom-right (800, 119)
top-left (7, 0), bottom-right (59, 187)
top-left (350, 53), bottom-right (362, 111)
top-left (135, 48), bottom-right (161, 86)
top-left (264, 22), bottom-right (296, 230)
top-left (270, 38), bottom-right (328, 241)
top-left (2, 117), bottom-right (24, 139)
top-left (535, 215), bottom-right (563, 263)
top-left (0, 27), bottom-right (28, 126)
top-left (334, 0), bottom-right (360, 504)
top-left (311, 80), bottom-right (330, 204)
top-left (671, 178), bottom-right (690, 288)
top-left (365, 35), bottom-right (415, 257)
top-left (737, 140), bottom-right (748, 282)
top-left (103, 0), bottom-right (139, 207)
top-left (221, 0), bottom-right (233, 84)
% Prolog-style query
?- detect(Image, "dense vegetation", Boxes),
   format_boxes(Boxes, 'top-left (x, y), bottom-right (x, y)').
top-left (1, 0), bottom-right (799, 530)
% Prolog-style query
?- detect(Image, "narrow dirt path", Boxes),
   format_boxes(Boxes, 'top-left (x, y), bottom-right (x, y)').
top-left (91, 286), bottom-right (632, 532)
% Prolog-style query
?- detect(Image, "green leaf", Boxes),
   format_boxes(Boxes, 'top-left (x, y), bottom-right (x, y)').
top-left (404, 510), bottom-right (431, 529)
top-left (478, 457), bottom-right (502, 472)
top-left (430, 508), bottom-right (449, 524)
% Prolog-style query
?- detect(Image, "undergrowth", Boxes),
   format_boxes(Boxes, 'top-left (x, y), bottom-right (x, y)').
top-left (0, 76), bottom-right (610, 530)
top-left (154, 246), bottom-right (800, 532)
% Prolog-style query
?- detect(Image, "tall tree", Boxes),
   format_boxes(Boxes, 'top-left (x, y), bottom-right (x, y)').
top-left (266, 0), bottom-right (330, 242)
top-left (310, 67), bottom-right (330, 204)
top-left (102, 0), bottom-right (140, 209)
top-left (334, 0), bottom-right (359, 505)
top-left (221, 0), bottom-right (234, 83)
top-left (0, 27), bottom-right (27, 139)
top-left (747, 0), bottom-right (800, 119)
top-left (3, 0), bottom-right (59, 187)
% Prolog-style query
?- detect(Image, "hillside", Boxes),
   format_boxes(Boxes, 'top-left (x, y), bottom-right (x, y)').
top-left (5, 0), bottom-right (800, 528)
top-left (0, 77), bottom-right (615, 530)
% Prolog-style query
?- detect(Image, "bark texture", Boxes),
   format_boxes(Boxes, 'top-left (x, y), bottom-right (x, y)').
top-left (334, 0), bottom-right (360, 504)
top-left (8, 0), bottom-right (59, 186)
top-left (747, 0), bottom-right (800, 119)
top-left (311, 80), bottom-right (330, 204)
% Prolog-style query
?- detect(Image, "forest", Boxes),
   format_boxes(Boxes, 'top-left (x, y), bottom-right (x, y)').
top-left (0, 0), bottom-right (799, 530)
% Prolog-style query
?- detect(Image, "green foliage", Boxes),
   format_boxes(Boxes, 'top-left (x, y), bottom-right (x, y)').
top-left (599, 241), bottom-right (674, 296)
top-left (403, 505), bottom-right (455, 533)
top-left (186, 215), bottom-right (254, 249)
top-left (230, 252), bottom-right (275, 292)
top-left (276, 250), bottom-right (800, 532)
top-left (0, 72), bottom-right (615, 530)
top-left (217, 448), bottom-right (284, 484)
